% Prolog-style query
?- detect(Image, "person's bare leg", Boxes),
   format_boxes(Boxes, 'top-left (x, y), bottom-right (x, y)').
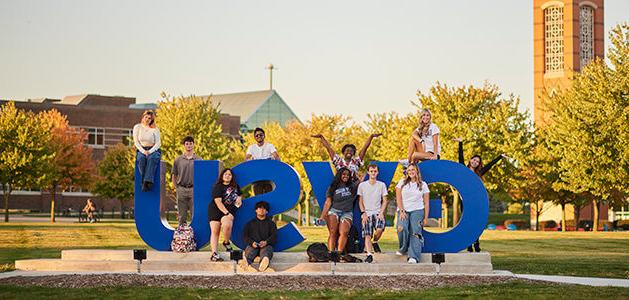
top-left (210, 221), bottom-right (221, 254)
top-left (326, 215), bottom-right (339, 251)
top-left (373, 228), bottom-right (384, 242)
top-left (364, 234), bottom-right (374, 253)
top-left (220, 214), bottom-right (234, 243)
top-left (337, 219), bottom-right (351, 252)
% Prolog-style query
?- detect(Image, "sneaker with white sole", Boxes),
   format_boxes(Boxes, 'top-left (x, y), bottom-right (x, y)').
top-left (365, 254), bottom-right (373, 263)
top-left (259, 256), bottom-right (270, 272)
top-left (408, 257), bottom-right (418, 264)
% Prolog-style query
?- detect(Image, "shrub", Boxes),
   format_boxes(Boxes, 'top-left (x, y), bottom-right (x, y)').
top-left (504, 219), bottom-right (530, 229)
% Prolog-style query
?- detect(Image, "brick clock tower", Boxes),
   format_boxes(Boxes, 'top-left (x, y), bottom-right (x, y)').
top-left (533, 0), bottom-right (604, 126)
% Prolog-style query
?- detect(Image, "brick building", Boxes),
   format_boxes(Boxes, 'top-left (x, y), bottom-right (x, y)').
top-left (0, 94), bottom-right (240, 213)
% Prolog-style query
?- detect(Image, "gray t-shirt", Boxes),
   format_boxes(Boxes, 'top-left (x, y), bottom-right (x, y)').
top-left (327, 183), bottom-right (356, 212)
top-left (173, 154), bottom-right (202, 186)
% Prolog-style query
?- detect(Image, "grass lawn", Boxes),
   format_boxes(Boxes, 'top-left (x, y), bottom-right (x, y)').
top-left (1, 222), bottom-right (628, 278)
top-left (1, 281), bottom-right (628, 299)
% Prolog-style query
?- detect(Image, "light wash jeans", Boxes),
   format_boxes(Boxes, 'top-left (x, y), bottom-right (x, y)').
top-left (136, 150), bottom-right (161, 184)
top-left (397, 209), bottom-right (425, 261)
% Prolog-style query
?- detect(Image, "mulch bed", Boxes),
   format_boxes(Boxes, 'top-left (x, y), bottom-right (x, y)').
top-left (0, 274), bottom-right (518, 290)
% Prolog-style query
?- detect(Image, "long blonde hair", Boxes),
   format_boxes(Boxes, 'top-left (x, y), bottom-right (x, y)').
top-left (402, 164), bottom-right (423, 192)
top-left (417, 108), bottom-right (432, 138)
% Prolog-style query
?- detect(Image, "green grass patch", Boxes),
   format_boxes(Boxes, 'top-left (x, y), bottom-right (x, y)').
top-left (0, 281), bottom-right (628, 299)
top-left (2, 222), bottom-right (628, 278)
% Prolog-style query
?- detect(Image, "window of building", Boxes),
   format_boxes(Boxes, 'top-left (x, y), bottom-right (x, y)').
top-left (86, 128), bottom-right (105, 147)
top-left (580, 5), bottom-right (594, 69)
top-left (544, 6), bottom-right (564, 73)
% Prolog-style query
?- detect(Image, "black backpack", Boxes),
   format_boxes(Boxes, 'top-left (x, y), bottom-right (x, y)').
top-left (344, 225), bottom-right (363, 254)
top-left (307, 243), bottom-right (330, 262)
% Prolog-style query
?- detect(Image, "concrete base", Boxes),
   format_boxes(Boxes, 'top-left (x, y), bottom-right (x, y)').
top-left (15, 250), bottom-right (493, 275)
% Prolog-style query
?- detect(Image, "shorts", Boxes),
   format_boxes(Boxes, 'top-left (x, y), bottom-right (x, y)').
top-left (362, 214), bottom-right (386, 237)
top-left (328, 207), bottom-right (353, 222)
top-left (208, 203), bottom-right (238, 222)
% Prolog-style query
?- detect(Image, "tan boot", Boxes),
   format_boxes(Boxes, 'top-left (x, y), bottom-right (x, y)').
top-left (259, 257), bottom-right (270, 272)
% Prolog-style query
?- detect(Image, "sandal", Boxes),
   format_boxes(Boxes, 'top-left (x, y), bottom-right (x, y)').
top-left (210, 252), bottom-right (223, 262)
top-left (222, 241), bottom-right (233, 252)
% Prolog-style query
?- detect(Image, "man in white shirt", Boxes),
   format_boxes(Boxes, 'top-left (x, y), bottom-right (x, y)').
top-left (246, 127), bottom-right (280, 195)
top-left (358, 164), bottom-right (389, 263)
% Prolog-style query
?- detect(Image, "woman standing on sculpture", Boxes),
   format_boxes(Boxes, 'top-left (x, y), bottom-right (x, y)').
top-left (133, 110), bottom-right (161, 192)
top-left (455, 137), bottom-right (507, 252)
top-left (319, 167), bottom-right (357, 261)
top-left (311, 133), bottom-right (381, 183)
top-left (208, 168), bottom-right (242, 261)
top-left (407, 109), bottom-right (440, 164)
top-left (395, 164), bottom-right (430, 263)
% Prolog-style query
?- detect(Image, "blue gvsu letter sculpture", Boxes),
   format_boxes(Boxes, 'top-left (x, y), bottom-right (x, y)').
top-left (134, 159), bottom-right (489, 253)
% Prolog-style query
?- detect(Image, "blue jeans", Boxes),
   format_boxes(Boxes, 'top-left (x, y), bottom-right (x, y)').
top-left (397, 209), bottom-right (425, 261)
top-left (136, 150), bottom-right (161, 184)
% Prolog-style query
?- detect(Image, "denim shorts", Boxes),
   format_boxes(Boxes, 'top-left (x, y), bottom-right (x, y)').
top-left (329, 208), bottom-right (353, 222)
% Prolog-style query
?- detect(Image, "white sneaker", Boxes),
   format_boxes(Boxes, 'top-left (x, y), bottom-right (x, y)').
top-left (408, 258), bottom-right (418, 264)
top-left (259, 256), bottom-right (270, 272)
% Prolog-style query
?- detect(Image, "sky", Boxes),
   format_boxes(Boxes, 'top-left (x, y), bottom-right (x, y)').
top-left (1, 0), bottom-right (627, 123)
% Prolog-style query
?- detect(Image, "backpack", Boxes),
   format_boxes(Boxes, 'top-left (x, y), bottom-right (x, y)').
top-left (344, 225), bottom-right (363, 254)
top-left (307, 242), bottom-right (330, 262)
top-left (171, 224), bottom-right (197, 252)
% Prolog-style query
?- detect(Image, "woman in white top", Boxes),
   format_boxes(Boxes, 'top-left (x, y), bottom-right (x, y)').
top-left (407, 109), bottom-right (440, 164)
top-left (133, 110), bottom-right (161, 192)
top-left (395, 164), bottom-right (430, 263)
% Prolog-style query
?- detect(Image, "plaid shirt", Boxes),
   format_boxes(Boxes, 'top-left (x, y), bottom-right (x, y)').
top-left (332, 154), bottom-right (364, 179)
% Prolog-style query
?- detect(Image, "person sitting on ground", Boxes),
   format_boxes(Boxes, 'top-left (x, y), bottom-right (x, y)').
top-left (311, 133), bottom-right (381, 183)
top-left (395, 164), bottom-right (430, 264)
top-left (407, 108), bottom-right (440, 164)
top-left (358, 164), bottom-right (389, 263)
top-left (133, 110), bottom-right (161, 192)
top-left (319, 167), bottom-right (357, 262)
top-left (241, 201), bottom-right (277, 272)
top-left (208, 168), bottom-right (242, 262)
top-left (245, 127), bottom-right (280, 196)
top-left (82, 198), bottom-right (96, 223)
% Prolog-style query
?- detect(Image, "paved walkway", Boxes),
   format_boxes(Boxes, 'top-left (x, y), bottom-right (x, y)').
top-left (516, 274), bottom-right (629, 287)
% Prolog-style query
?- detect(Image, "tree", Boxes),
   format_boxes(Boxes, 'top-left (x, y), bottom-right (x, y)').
top-left (39, 110), bottom-right (94, 222)
top-left (545, 24), bottom-right (629, 231)
top-left (93, 144), bottom-right (135, 211)
top-left (0, 102), bottom-right (52, 222)
top-left (157, 93), bottom-right (231, 194)
top-left (414, 82), bottom-right (534, 221)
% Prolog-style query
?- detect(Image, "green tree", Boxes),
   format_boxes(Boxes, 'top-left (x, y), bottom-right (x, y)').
top-left (414, 82), bottom-right (534, 220)
top-left (157, 94), bottom-right (231, 193)
top-left (0, 102), bottom-right (52, 222)
top-left (39, 110), bottom-right (95, 222)
top-left (93, 144), bottom-right (135, 212)
top-left (545, 24), bottom-right (629, 231)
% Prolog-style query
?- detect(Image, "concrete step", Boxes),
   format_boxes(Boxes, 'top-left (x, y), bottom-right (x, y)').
top-left (60, 250), bottom-right (491, 264)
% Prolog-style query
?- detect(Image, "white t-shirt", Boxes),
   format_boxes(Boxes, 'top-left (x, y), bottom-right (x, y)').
top-left (395, 180), bottom-right (430, 212)
top-left (419, 123), bottom-right (440, 155)
top-left (357, 180), bottom-right (388, 216)
top-left (246, 143), bottom-right (277, 160)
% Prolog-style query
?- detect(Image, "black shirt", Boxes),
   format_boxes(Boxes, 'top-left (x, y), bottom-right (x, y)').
top-left (243, 216), bottom-right (277, 246)
top-left (211, 183), bottom-right (242, 213)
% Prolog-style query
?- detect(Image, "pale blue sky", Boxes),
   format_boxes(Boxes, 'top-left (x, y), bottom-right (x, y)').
top-left (1, 1), bottom-right (627, 122)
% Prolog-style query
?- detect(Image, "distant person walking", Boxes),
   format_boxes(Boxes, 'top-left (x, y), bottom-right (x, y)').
top-left (82, 198), bottom-right (96, 223)
top-left (133, 110), bottom-right (161, 192)
top-left (246, 127), bottom-right (280, 195)
top-left (172, 136), bottom-right (202, 225)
